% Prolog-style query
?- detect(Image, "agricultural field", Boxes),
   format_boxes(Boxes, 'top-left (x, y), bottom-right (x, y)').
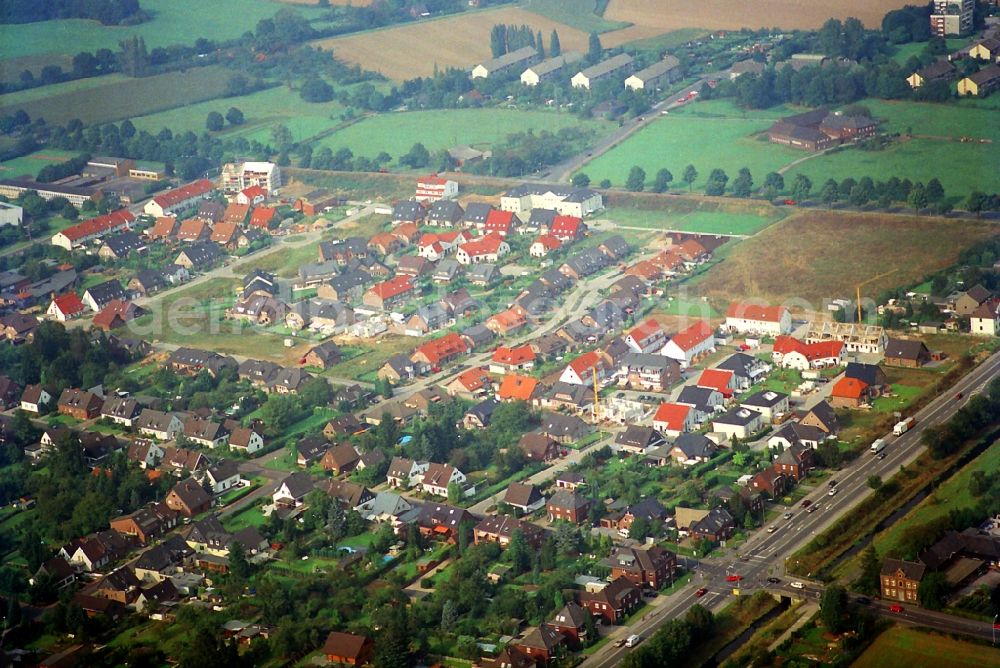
top-left (603, 0), bottom-right (910, 33)
top-left (127, 84), bottom-right (353, 144)
top-left (0, 0), bottom-right (329, 61)
top-left (694, 210), bottom-right (998, 305)
top-left (0, 66), bottom-right (235, 126)
top-left (312, 7), bottom-right (591, 79)
top-left (580, 99), bottom-right (802, 190)
top-left (520, 0), bottom-right (630, 34)
top-left (784, 98), bottom-right (1000, 197)
top-left (604, 202), bottom-right (784, 236)
top-left (851, 626), bottom-right (1000, 668)
top-left (0, 149), bottom-right (81, 180)
top-left (316, 108), bottom-right (613, 164)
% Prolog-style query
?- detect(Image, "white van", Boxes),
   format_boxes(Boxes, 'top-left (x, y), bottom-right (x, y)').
top-left (790, 581), bottom-right (805, 589)
top-left (625, 634), bottom-right (641, 648)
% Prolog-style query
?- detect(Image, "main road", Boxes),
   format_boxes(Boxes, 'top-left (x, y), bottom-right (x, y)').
top-left (583, 349), bottom-right (1000, 667)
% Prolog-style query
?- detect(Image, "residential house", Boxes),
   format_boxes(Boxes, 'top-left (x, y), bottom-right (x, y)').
top-left (390, 199), bottom-right (426, 226)
top-left (689, 507), bottom-right (736, 542)
top-left (411, 332), bottom-right (468, 368)
top-left (504, 482), bottom-right (545, 514)
top-left (519, 432), bottom-right (561, 463)
top-left (619, 353), bottom-right (681, 392)
top-left (363, 276), bottom-right (414, 310)
top-left (92, 299), bottom-right (143, 331)
top-left (456, 233), bottom-right (510, 264)
top-left (799, 400), bottom-right (840, 434)
top-left (772, 336), bottom-right (845, 370)
top-left (880, 558), bottom-right (925, 603)
top-left (625, 318), bottom-right (667, 354)
top-left (296, 436), bottom-right (329, 468)
top-left (625, 55), bottom-right (682, 91)
top-left (661, 320), bottom-right (716, 368)
top-left (58, 388), bottom-right (103, 420)
top-left (725, 302), bottom-right (792, 336)
top-left (174, 242), bottom-right (225, 271)
top-left (605, 545), bottom-right (677, 589)
top-left (182, 418), bottom-right (229, 448)
top-left (421, 462), bottom-right (468, 498)
top-left (473, 515), bottom-right (546, 548)
top-left (47, 293), bottom-right (86, 321)
top-left (958, 64), bottom-right (1000, 97)
top-left (883, 338), bottom-right (931, 368)
top-left (520, 51), bottom-right (583, 86)
top-left (98, 231), bottom-right (145, 261)
top-left (272, 471), bottom-right (315, 507)
top-left (768, 421), bottom-right (827, 450)
top-left (303, 341), bottom-right (343, 369)
top-left (204, 460), bottom-right (241, 494)
top-left (774, 442), bottom-right (814, 482)
top-left (471, 45), bottom-right (540, 79)
top-left (467, 262), bottom-right (499, 286)
top-left (741, 390), bottom-right (790, 421)
top-left (378, 354), bottom-right (417, 383)
top-left (538, 412), bottom-right (590, 444)
top-left (19, 384), bottom-right (52, 413)
top-left (653, 403), bottom-right (696, 437)
top-left (322, 632), bottom-right (374, 666)
top-left (135, 410), bottom-right (183, 440)
top-left (100, 396), bottom-right (141, 426)
top-left (549, 600), bottom-right (590, 646)
top-left (576, 576), bottom-right (641, 624)
top-left (669, 433), bottom-right (718, 466)
top-left (322, 479), bottom-right (375, 510)
top-left (386, 457), bottom-right (430, 489)
top-left (165, 478), bottom-right (213, 517)
top-left (514, 625), bottom-right (566, 664)
top-left (614, 425), bottom-right (666, 455)
top-left (547, 489), bottom-right (591, 525)
top-left (571, 53), bottom-right (634, 89)
top-left (971, 298), bottom-right (1000, 336)
top-left (713, 407), bottom-right (764, 440)
top-left (320, 443), bottom-right (361, 475)
top-left (109, 503), bottom-right (177, 545)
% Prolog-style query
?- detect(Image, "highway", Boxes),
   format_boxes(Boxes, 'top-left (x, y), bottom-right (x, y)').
top-left (582, 349), bottom-right (1000, 667)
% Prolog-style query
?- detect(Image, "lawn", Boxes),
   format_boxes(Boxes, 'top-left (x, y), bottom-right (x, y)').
top-left (0, 66), bottom-right (237, 126)
top-left (0, 0), bottom-right (330, 60)
top-left (891, 38), bottom-right (971, 65)
top-left (316, 109), bottom-right (612, 165)
top-left (326, 336), bottom-right (422, 381)
top-left (783, 98), bottom-right (1000, 198)
top-left (0, 149), bottom-right (82, 180)
top-left (872, 438), bottom-right (1000, 559)
top-left (694, 210), bottom-right (998, 305)
top-left (127, 83), bottom-right (366, 143)
top-left (580, 99), bottom-right (801, 190)
top-left (222, 505), bottom-right (267, 532)
top-left (249, 241), bottom-right (322, 278)
top-left (604, 205), bottom-right (782, 236)
top-left (520, 0), bottom-right (630, 33)
top-left (852, 626), bottom-right (1000, 668)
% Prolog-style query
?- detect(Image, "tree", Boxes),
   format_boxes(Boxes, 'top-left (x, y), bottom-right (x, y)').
top-left (626, 166), bottom-right (646, 192)
top-left (599, 178), bottom-right (611, 188)
top-left (508, 530), bottom-right (531, 575)
top-left (791, 174), bottom-right (812, 201)
top-left (969, 470), bottom-right (988, 497)
top-left (628, 515), bottom-right (651, 541)
top-left (965, 191), bottom-right (987, 217)
top-left (374, 605), bottom-right (412, 668)
top-left (536, 30), bottom-right (545, 58)
top-left (652, 168), bottom-right (673, 193)
top-left (682, 164), bottom-right (698, 191)
top-left (820, 179), bottom-right (839, 206)
top-left (918, 571), bottom-right (948, 610)
top-left (550, 30), bottom-right (561, 57)
top-left (731, 167), bottom-right (753, 198)
top-left (553, 521), bottom-right (581, 555)
top-left (228, 542), bottom-right (252, 581)
top-left (572, 172), bottom-right (591, 187)
top-left (867, 474), bottom-right (883, 492)
top-left (300, 78), bottom-right (334, 103)
top-left (587, 32), bottom-right (602, 63)
top-left (857, 546), bottom-right (881, 595)
top-left (684, 604), bottom-right (714, 641)
top-left (226, 107), bottom-right (245, 126)
top-left (400, 142), bottom-right (430, 169)
top-left (907, 184), bottom-right (928, 212)
top-left (270, 124), bottom-right (293, 152)
top-left (705, 168), bottom-right (728, 196)
top-left (447, 482), bottom-right (462, 504)
top-left (925, 177), bottom-right (944, 202)
top-left (440, 599), bottom-right (458, 630)
top-left (820, 584), bottom-right (848, 633)
top-left (205, 112), bottom-right (224, 132)
top-left (764, 171), bottom-right (784, 193)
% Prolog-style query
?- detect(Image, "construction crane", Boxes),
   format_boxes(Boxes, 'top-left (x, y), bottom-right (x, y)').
top-left (592, 365), bottom-right (601, 423)
top-left (856, 269), bottom-right (899, 322)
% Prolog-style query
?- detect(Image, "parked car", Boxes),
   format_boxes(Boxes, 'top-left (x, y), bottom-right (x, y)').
top-left (889, 604), bottom-right (904, 613)
top-left (790, 581), bottom-right (804, 589)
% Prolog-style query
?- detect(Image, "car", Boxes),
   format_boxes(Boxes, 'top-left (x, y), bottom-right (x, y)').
top-left (807, 505), bottom-right (819, 513)
top-left (878, 452), bottom-right (887, 460)
top-left (767, 577), bottom-right (781, 584)
top-left (615, 639), bottom-right (626, 648)
top-left (767, 525), bottom-right (778, 533)
top-left (955, 392), bottom-right (964, 400)
top-left (783, 199), bottom-right (797, 205)
top-left (828, 487), bottom-right (839, 496)
top-left (726, 574), bottom-right (742, 582)
top-left (801, 499), bottom-right (812, 508)
top-left (889, 604), bottom-right (904, 613)
top-left (828, 479), bottom-right (838, 487)
top-left (783, 512), bottom-right (793, 520)
top-left (642, 589), bottom-right (658, 598)
top-left (790, 581), bottom-right (804, 589)
top-left (695, 587), bottom-right (708, 598)
top-left (855, 596), bottom-right (871, 606)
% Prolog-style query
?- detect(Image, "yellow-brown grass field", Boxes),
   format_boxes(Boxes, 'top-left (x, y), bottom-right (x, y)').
top-left (280, 0), bottom-right (372, 4)
top-left (313, 8), bottom-right (590, 79)
top-left (604, 0), bottom-right (911, 32)
top-left (694, 210), bottom-right (998, 306)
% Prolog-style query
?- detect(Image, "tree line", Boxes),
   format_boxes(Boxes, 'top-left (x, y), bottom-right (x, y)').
top-left (0, 0), bottom-right (143, 25)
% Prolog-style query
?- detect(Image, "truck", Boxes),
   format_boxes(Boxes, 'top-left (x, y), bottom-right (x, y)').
top-left (870, 438), bottom-right (887, 454)
top-left (893, 417), bottom-right (916, 436)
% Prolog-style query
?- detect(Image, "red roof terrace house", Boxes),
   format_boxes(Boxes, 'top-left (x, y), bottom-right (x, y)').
top-left (724, 302), bottom-right (792, 336)
top-left (411, 332), bottom-right (468, 369)
top-left (51, 209), bottom-right (135, 251)
top-left (143, 179), bottom-right (215, 218)
top-left (362, 275), bottom-right (415, 310)
top-left (415, 174), bottom-right (458, 202)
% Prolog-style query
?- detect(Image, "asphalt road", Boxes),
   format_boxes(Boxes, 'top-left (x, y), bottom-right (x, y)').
top-left (582, 349), bottom-right (1000, 667)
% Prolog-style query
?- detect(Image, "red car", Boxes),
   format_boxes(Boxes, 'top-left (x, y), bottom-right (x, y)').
top-left (889, 604), bottom-right (904, 613)
top-left (695, 587), bottom-right (708, 598)
top-left (783, 199), bottom-right (797, 205)
top-left (726, 575), bottom-right (742, 583)
top-left (955, 392), bottom-right (964, 400)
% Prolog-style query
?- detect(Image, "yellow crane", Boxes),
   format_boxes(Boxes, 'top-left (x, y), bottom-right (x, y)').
top-left (856, 269), bottom-right (899, 322)
top-left (592, 365), bottom-right (601, 423)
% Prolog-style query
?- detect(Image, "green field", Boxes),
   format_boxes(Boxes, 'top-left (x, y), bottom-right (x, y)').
top-left (605, 205), bottom-right (783, 236)
top-left (0, 74), bottom-right (131, 107)
top-left (852, 626), bottom-right (1000, 668)
top-left (521, 0), bottom-right (630, 33)
top-left (873, 438), bottom-right (1000, 559)
top-left (0, 66), bottom-right (236, 126)
top-left (0, 149), bottom-right (81, 180)
top-left (128, 84), bottom-right (350, 143)
top-left (891, 38), bottom-right (971, 65)
top-left (778, 98), bottom-right (1000, 198)
top-left (0, 0), bottom-right (329, 61)
top-left (316, 108), bottom-right (613, 164)
top-left (581, 99), bottom-right (801, 190)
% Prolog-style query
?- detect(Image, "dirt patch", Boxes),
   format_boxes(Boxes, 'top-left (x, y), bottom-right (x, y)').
top-left (605, 0), bottom-right (911, 31)
top-left (312, 8), bottom-right (590, 79)
top-left (694, 209), bottom-right (998, 306)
